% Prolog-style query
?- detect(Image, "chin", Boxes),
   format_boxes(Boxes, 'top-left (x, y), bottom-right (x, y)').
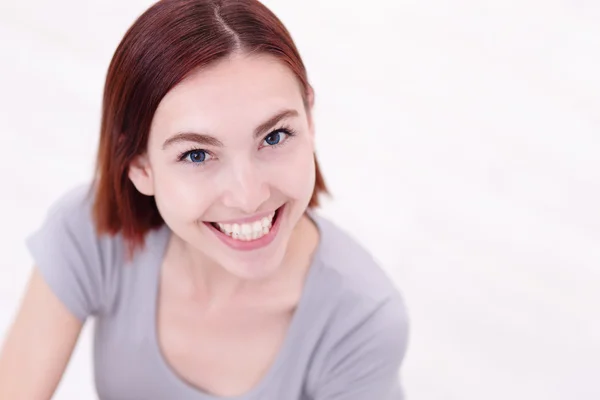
top-left (227, 229), bottom-right (291, 280)
top-left (211, 206), bottom-right (300, 280)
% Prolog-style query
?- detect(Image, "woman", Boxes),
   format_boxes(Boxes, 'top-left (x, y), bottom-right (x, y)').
top-left (0, 0), bottom-right (409, 399)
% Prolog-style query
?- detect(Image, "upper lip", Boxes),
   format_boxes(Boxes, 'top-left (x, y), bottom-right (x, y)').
top-left (208, 206), bottom-right (282, 225)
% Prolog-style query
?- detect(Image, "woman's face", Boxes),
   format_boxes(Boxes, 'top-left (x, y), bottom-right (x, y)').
top-left (129, 54), bottom-right (316, 280)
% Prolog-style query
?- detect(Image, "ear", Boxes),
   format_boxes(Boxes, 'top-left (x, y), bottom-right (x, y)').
top-left (306, 85), bottom-right (316, 146)
top-left (128, 153), bottom-right (155, 196)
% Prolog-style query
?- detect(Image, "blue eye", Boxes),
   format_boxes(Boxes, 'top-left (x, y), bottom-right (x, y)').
top-left (186, 150), bottom-right (207, 163)
top-left (264, 131), bottom-right (283, 146)
top-left (263, 127), bottom-right (297, 147)
top-left (178, 148), bottom-right (214, 167)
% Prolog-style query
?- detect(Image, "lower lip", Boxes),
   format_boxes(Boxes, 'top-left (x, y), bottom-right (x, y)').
top-left (204, 205), bottom-right (285, 251)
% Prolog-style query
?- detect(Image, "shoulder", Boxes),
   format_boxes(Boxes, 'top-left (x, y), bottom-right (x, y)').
top-left (26, 183), bottom-right (128, 320)
top-left (36, 183), bottom-right (126, 265)
top-left (31, 183), bottom-right (104, 253)
top-left (306, 212), bottom-right (410, 395)
top-left (311, 212), bottom-right (404, 305)
top-left (43, 183), bottom-right (94, 223)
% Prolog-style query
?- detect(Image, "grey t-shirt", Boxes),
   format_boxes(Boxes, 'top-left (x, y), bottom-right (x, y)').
top-left (26, 185), bottom-right (409, 400)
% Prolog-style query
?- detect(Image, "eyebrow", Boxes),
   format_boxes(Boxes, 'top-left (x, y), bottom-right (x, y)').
top-left (162, 109), bottom-right (299, 150)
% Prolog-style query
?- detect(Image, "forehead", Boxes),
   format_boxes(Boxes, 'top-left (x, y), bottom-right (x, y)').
top-left (151, 54), bottom-right (306, 140)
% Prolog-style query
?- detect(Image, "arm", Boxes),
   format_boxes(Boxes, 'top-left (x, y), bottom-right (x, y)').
top-left (313, 297), bottom-right (410, 400)
top-left (0, 268), bottom-right (83, 400)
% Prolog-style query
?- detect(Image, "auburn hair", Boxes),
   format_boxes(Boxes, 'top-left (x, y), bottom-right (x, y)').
top-left (92, 0), bottom-right (328, 254)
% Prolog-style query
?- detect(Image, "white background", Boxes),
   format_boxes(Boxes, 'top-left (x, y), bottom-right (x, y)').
top-left (1, 0), bottom-right (599, 399)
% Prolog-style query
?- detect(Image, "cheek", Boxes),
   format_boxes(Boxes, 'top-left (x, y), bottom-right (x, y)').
top-left (152, 164), bottom-right (218, 222)
top-left (269, 144), bottom-right (316, 201)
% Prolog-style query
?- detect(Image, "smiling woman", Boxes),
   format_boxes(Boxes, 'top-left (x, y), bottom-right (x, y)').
top-left (0, 1), bottom-right (409, 399)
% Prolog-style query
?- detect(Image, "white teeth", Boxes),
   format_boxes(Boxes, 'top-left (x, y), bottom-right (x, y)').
top-left (218, 223), bottom-right (232, 232)
top-left (213, 210), bottom-right (278, 241)
top-left (241, 224), bottom-right (252, 235)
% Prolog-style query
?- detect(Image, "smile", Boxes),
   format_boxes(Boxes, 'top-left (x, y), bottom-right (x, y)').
top-left (204, 205), bottom-right (285, 251)
top-left (211, 210), bottom-right (277, 241)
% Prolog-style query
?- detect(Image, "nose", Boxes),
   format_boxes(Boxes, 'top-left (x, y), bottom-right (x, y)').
top-left (220, 159), bottom-right (270, 214)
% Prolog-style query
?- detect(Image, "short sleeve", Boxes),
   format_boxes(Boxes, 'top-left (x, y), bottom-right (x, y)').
top-left (312, 295), bottom-right (410, 400)
top-left (25, 185), bottom-right (116, 322)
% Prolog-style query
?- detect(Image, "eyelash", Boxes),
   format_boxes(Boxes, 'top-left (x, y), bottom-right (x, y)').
top-left (261, 125), bottom-right (297, 150)
top-left (177, 125), bottom-right (297, 167)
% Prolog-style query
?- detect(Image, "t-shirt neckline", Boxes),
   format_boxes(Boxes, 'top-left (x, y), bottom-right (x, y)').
top-left (146, 210), bottom-right (326, 399)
